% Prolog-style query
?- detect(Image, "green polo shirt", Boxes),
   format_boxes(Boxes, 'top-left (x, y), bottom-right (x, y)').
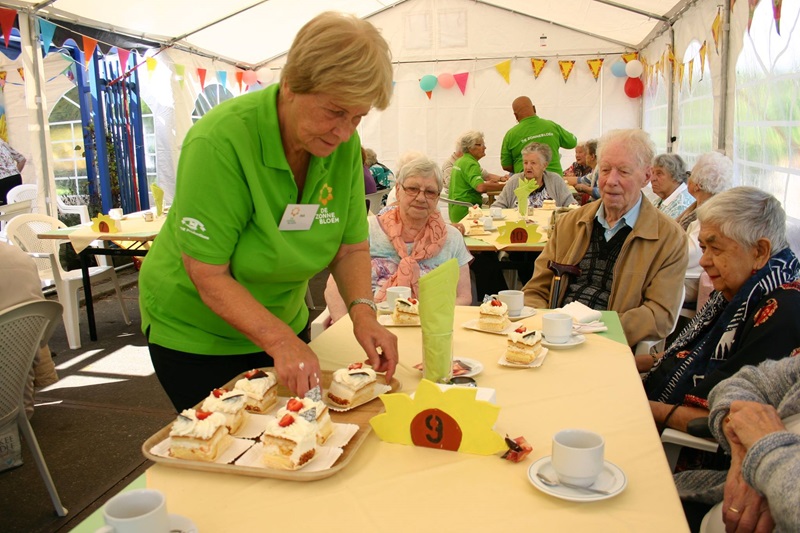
top-left (448, 153), bottom-right (484, 222)
top-left (500, 115), bottom-right (577, 174)
top-left (140, 84), bottom-right (368, 355)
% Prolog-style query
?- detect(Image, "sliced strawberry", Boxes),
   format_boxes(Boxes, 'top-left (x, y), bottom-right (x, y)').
top-left (195, 409), bottom-right (213, 421)
top-left (501, 435), bottom-right (533, 463)
top-left (286, 398), bottom-right (304, 412)
top-left (348, 362), bottom-right (363, 370)
top-left (408, 298), bottom-right (418, 304)
top-left (514, 326), bottom-right (527, 333)
top-left (278, 414), bottom-right (295, 427)
top-left (490, 298), bottom-right (502, 307)
top-left (212, 388), bottom-right (227, 398)
top-left (244, 369), bottom-right (267, 380)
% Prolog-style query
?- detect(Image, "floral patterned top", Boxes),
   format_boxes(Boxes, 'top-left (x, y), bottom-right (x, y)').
top-left (0, 139), bottom-right (25, 178)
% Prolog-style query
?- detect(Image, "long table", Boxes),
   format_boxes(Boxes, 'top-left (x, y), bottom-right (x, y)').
top-left (462, 207), bottom-right (558, 252)
top-left (74, 307), bottom-right (687, 532)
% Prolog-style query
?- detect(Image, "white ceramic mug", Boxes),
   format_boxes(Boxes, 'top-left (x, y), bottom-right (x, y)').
top-left (482, 216), bottom-right (495, 231)
top-left (108, 208), bottom-right (124, 220)
top-left (96, 489), bottom-right (170, 533)
top-left (551, 429), bottom-right (605, 487)
top-left (495, 290), bottom-right (524, 317)
top-left (490, 206), bottom-right (503, 219)
top-left (386, 286), bottom-right (412, 307)
top-left (541, 312), bottom-right (573, 343)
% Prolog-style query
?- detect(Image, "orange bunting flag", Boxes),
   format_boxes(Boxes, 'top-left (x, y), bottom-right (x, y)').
top-left (621, 52), bottom-right (638, 63)
top-left (235, 71), bottom-right (244, 92)
top-left (16, 67), bottom-right (23, 81)
top-left (747, 0), bottom-right (762, 33)
top-left (0, 71), bottom-right (6, 88)
top-left (712, 8), bottom-right (722, 54)
top-left (586, 58), bottom-right (604, 81)
top-left (773, 0), bottom-right (783, 35)
top-left (197, 68), bottom-right (207, 90)
top-left (699, 41), bottom-right (707, 78)
top-left (530, 58), bottom-right (548, 79)
top-left (0, 8), bottom-right (17, 47)
top-left (558, 60), bottom-right (575, 83)
top-left (495, 59), bottom-right (511, 84)
top-left (83, 36), bottom-right (98, 67)
top-left (688, 59), bottom-right (695, 90)
top-left (174, 64), bottom-right (185, 88)
top-left (453, 72), bottom-right (469, 95)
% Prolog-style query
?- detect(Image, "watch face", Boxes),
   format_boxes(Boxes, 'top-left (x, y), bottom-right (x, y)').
top-left (448, 376), bottom-right (477, 387)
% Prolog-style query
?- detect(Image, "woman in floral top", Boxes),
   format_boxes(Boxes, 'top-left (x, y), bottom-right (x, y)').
top-left (0, 138), bottom-right (26, 205)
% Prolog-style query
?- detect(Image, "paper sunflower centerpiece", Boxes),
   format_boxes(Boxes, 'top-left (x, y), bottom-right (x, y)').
top-left (370, 379), bottom-right (506, 455)
top-left (496, 220), bottom-right (543, 245)
top-left (91, 214), bottom-right (121, 233)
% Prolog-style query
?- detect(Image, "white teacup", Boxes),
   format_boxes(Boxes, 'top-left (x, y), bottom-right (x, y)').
top-left (495, 290), bottom-right (524, 317)
top-left (551, 429), bottom-right (605, 487)
top-left (482, 216), bottom-right (494, 231)
top-left (541, 312), bottom-right (573, 343)
top-left (108, 208), bottom-right (124, 220)
top-left (386, 286), bottom-right (412, 307)
top-left (96, 489), bottom-right (170, 533)
top-left (490, 206), bottom-right (503, 219)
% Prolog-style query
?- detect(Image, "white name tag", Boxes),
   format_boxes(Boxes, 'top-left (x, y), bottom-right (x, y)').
top-left (278, 204), bottom-right (319, 231)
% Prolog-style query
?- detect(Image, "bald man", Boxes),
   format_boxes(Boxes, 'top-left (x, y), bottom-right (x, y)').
top-left (500, 96), bottom-right (577, 175)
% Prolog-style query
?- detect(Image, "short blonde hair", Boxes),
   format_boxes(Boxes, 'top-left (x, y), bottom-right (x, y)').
top-left (282, 12), bottom-right (393, 109)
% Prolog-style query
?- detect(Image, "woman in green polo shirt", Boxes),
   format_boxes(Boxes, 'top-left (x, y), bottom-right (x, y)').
top-left (448, 131), bottom-right (507, 222)
top-left (139, 12), bottom-right (398, 411)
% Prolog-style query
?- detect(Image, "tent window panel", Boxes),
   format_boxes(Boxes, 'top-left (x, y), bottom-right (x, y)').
top-left (644, 78), bottom-right (669, 155)
top-left (405, 13), bottom-right (433, 50)
top-left (438, 11), bottom-right (467, 48)
top-left (677, 40), bottom-right (713, 166)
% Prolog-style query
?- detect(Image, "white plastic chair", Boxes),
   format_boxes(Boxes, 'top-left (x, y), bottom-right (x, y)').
top-left (0, 300), bottom-right (68, 516)
top-left (635, 286), bottom-right (685, 355)
top-left (309, 307), bottom-right (332, 341)
top-left (56, 196), bottom-right (90, 224)
top-left (5, 213), bottom-right (131, 349)
top-left (6, 183), bottom-right (37, 209)
top-left (661, 428), bottom-right (719, 472)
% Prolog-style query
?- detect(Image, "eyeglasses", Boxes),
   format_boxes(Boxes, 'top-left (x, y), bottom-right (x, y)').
top-left (399, 183), bottom-right (440, 200)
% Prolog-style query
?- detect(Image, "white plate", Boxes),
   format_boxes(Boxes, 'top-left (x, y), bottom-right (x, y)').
top-left (541, 334), bottom-right (586, 348)
top-left (497, 348), bottom-right (548, 368)
top-left (414, 357), bottom-right (484, 378)
top-left (378, 314), bottom-right (420, 327)
top-left (508, 306), bottom-right (537, 322)
top-left (170, 513), bottom-right (198, 533)
top-left (528, 456), bottom-right (627, 502)
top-left (377, 301), bottom-right (392, 312)
top-left (461, 318), bottom-right (515, 335)
top-left (491, 214), bottom-right (507, 220)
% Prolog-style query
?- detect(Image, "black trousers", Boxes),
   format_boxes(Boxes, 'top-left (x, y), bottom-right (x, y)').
top-left (0, 174), bottom-right (22, 205)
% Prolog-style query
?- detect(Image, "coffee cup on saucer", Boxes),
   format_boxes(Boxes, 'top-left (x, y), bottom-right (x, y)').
top-left (490, 206), bottom-right (503, 219)
top-left (386, 286), bottom-right (412, 307)
top-left (541, 313), bottom-right (573, 343)
top-left (482, 216), bottom-right (495, 231)
top-left (96, 489), bottom-right (170, 533)
top-left (551, 429), bottom-right (605, 487)
top-left (495, 290), bottom-right (524, 317)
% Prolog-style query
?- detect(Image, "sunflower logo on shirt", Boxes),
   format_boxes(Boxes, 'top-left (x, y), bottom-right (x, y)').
top-left (319, 184), bottom-right (334, 206)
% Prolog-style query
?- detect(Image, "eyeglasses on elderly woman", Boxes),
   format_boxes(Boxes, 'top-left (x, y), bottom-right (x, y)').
top-left (399, 183), bottom-right (440, 200)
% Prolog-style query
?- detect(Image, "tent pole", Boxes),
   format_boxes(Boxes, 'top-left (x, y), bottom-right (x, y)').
top-left (666, 25), bottom-right (676, 153)
top-left (717, 2), bottom-right (731, 153)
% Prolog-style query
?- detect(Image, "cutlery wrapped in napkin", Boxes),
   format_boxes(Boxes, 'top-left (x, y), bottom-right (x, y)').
top-left (514, 178), bottom-right (539, 216)
top-left (558, 301), bottom-right (603, 324)
top-left (418, 259), bottom-right (459, 383)
top-left (572, 321), bottom-right (607, 334)
top-left (151, 183), bottom-right (165, 217)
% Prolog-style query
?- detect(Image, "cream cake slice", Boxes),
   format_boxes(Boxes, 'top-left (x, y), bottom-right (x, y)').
top-left (234, 369), bottom-right (278, 413)
top-left (169, 409), bottom-right (231, 462)
top-left (467, 204), bottom-right (484, 220)
top-left (277, 396), bottom-right (333, 445)
top-left (479, 298), bottom-right (510, 332)
top-left (260, 412), bottom-right (317, 470)
top-left (505, 326), bottom-right (542, 364)
top-left (392, 297), bottom-right (420, 325)
top-left (326, 363), bottom-right (378, 407)
top-left (201, 388), bottom-right (247, 433)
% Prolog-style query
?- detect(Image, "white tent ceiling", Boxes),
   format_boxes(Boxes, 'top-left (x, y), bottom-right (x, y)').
top-left (4, 0), bottom-right (690, 67)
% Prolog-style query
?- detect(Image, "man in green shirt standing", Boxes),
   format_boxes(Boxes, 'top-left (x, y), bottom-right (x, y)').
top-left (500, 96), bottom-right (577, 175)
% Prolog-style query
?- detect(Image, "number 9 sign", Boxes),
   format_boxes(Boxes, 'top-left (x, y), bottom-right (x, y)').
top-left (410, 408), bottom-right (463, 451)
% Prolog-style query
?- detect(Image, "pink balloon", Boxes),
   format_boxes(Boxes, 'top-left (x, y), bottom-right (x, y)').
top-left (242, 71), bottom-right (258, 86)
top-left (438, 73), bottom-right (456, 89)
top-left (624, 77), bottom-right (644, 98)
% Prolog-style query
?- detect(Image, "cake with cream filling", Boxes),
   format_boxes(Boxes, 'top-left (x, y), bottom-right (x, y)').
top-left (326, 363), bottom-right (378, 407)
top-left (169, 409), bottom-right (231, 462)
top-left (277, 396), bottom-right (333, 444)
top-left (234, 369), bottom-right (278, 413)
top-left (505, 326), bottom-right (542, 364)
top-left (542, 199), bottom-right (556, 210)
top-left (201, 388), bottom-right (247, 433)
top-left (465, 219), bottom-right (485, 236)
top-left (478, 298), bottom-right (510, 332)
top-left (260, 412), bottom-right (317, 470)
top-left (393, 297), bottom-right (420, 325)
top-left (467, 204), bottom-right (483, 220)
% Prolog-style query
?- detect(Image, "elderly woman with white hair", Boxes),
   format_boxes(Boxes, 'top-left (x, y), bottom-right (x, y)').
top-left (326, 155), bottom-right (474, 322)
top-left (638, 187), bottom-right (800, 434)
top-left (448, 131), bottom-right (507, 221)
top-left (491, 142), bottom-right (576, 209)
top-left (651, 153), bottom-right (695, 219)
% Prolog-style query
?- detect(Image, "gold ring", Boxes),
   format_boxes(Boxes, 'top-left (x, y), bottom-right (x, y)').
top-left (299, 362), bottom-right (305, 370)
top-left (729, 507), bottom-right (740, 513)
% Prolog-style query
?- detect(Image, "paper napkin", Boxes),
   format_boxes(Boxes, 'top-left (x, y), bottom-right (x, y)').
top-left (418, 259), bottom-right (459, 383)
top-left (558, 301), bottom-right (603, 324)
top-left (151, 183), bottom-right (165, 217)
top-left (514, 178), bottom-right (538, 216)
top-left (573, 321), bottom-right (608, 334)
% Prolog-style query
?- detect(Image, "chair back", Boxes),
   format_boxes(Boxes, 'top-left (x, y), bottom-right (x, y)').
top-left (6, 184), bottom-right (38, 211)
top-left (0, 300), bottom-right (62, 426)
top-left (57, 195), bottom-right (91, 224)
top-left (5, 213), bottom-right (68, 283)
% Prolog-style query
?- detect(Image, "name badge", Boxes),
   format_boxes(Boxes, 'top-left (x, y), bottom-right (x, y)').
top-left (279, 204), bottom-right (319, 231)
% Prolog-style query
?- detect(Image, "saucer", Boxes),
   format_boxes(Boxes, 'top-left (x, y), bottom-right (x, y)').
top-left (541, 334), bottom-right (585, 348)
top-left (378, 314), bottom-right (420, 327)
top-left (527, 456), bottom-right (627, 502)
top-left (461, 318), bottom-right (515, 335)
top-left (508, 306), bottom-right (537, 322)
top-left (169, 513), bottom-right (198, 533)
top-left (497, 348), bottom-right (548, 369)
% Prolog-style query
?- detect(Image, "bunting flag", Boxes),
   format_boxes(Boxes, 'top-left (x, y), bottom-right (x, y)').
top-left (17, 67), bottom-right (24, 81)
top-left (678, 62), bottom-right (685, 90)
top-left (586, 58), bottom-right (604, 81)
top-left (712, 8), bottom-right (722, 54)
top-left (175, 64), bottom-right (185, 88)
top-left (83, 36), bottom-right (98, 67)
top-left (38, 19), bottom-right (57, 57)
top-left (558, 60), bottom-right (575, 83)
top-left (0, 71), bottom-right (6, 88)
top-left (118, 48), bottom-right (131, 71)
top-left (235, 71), bottom-right (244, 92)
top-left (530, 58), bottom-right (547, 79)
top-left (197, 68), bottom-right (207, 90)
top-left (731, 0), bottom-right (736, 8)
top-left (773, 0), bottom-right (783, 34)
top-left (699, 41), bottom-right (707, 78)
top-left (453, 72), bottom-right (469, 95)
top-left (747, 0), bottom-right (761, 32)
top-left (217, 70), bottom-right (227, 89)
top-left (424, 90), bottom-right (433, 100)
top-left (688, 59), bottom-right (695, 89)
top-left (621, 51), bottom-right (638, 63)
top-left (495, 59), bottom-right (511, 84)
top-left (0, 8), bottom-right (16, 47)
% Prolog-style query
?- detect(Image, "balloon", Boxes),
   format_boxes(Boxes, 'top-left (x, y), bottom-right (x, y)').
top-left (437, 73), bottom-right (455, 89)
top-left (242, 70), bottom-right (258, 86)
top-left (259, 69), bottom-right (274, 84)
top-left (419, 74), bottom-right (438, 92)
top-left (625, 59), bottom-right (643, 78)
top-left (624, 77), bottom-right (644, 98)
top-left (611, 61), bottom-right (627, 78)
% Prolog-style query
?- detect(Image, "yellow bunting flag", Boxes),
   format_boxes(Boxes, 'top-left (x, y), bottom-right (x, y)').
top-left (688, 59), bottom-right (694, 89)
top-left (530, 58), bottom-right (547, 79)
top-left (16, 67), bottom-right (23, 81)
top-left (699, 41), bottom-right (707, 78)
top-left (621, 51), bottom-right (638, 63)
top-left (0, 71), bottom-right (6, 88)
top-left (586, 58), bottom-right (604, 81)
top-left (712, 8), bottom-right (722, 54)
top-left (678, 62), bottom-right (685, 90)
top-left (558, 60), bottom-right (575, 83)
top-left (495, 59), bottom-right (511, 84)
top-left (146, 57), bottom-right (157, 77)
top-left (175, 64), bottom-right (185, 88)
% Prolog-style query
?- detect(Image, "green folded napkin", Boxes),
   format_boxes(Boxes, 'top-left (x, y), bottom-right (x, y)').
top-left (151, 184), bottom-right (165, 217)
top-left (419, 258), bottom-right (458, 383)
top-left (514, 177), bottom-right (539, 215)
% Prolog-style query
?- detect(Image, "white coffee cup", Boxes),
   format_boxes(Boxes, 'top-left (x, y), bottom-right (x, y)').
top-left (386, 286), bottom-right (412, 307)
top-left (490, 206), bottom-right (503, 219)
top-left (96, 489), bottom-right (170, 533)
top-left (495, 290), bottom-right (524, 317)
top-left (551, 429), bottom-right (605, 487)
top-left (482, 216), bottom-right (494, 231)
top-left (541, 312), bottom-right (573, 343)
top-left (108, 208), bottom-right (124, 220)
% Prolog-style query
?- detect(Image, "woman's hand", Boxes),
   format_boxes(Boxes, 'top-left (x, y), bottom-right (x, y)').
top-left (722, 444), bottom-right (774, 533)
top-left (270, 336), bottom-right (323, 398)
top-left (350, 306), bottom-right (398, 381)
top-left (726, 401), bottom-right (786, 450)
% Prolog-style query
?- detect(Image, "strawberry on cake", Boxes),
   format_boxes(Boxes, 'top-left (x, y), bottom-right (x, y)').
top-left (201, 388), bottom-right (247, 433)
top-left (277, 397), bottom-right (333, 444)
top-left (326, 362), bottom-right (378, 408)
top-left (260, 412), bottom-right (317, 470)
top-left (393, 297), bottom-right (420, 325)
top-left (169, 409), bottom-right (232, 462)
top-left (505, 326), bottom-right (542, 364)
top-left (479, 297), bottom-right (510, 332)
top-left (234, 369), bottom-right (278, 413)
top-left (465, 219), bottom-right (486, 236)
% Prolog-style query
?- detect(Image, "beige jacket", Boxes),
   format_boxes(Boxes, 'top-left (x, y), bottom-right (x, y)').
top-left (523, 196), bottom-right (688, 346)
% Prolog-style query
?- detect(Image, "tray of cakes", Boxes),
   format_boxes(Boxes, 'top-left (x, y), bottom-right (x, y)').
top-left (142, 366), bottom-right (401, 481)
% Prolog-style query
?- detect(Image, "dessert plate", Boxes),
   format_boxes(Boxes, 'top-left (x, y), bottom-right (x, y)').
top-left (413, 357), bottom-right (484, 378)
top-left (377, 301), bottom-right (392, 312)
top-left (465, 230), bottom-right (491, 236)
top-left (378, 315), bottom-right (420, 327)
top-left (541, 334), bottom-right (586, 348)
top-left (497, 348), bottom-right (548, 369)
top-left (508, 306), bottom-right (537, 322)
top-left (169, 513), bottom-right (199, 533)
top-left (461, 318), bottom-right (516, 335)
top-left (527, 456), bottom-right (627, 502)
top-left (491, 213), bottom-right (507, 220)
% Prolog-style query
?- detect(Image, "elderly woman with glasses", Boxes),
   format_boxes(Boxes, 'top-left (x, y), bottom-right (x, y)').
top-left (326, 155), bottom-right (474, 322)
top-left (651, 153), bottom-right (695, 219)
top-left (448, 131), bottom-right (507, 222)
top-left (491, 142), bottom-right (576, 209)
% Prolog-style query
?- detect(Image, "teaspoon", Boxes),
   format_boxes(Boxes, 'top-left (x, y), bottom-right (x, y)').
top-left (536, 472), bottom-right (612, 495)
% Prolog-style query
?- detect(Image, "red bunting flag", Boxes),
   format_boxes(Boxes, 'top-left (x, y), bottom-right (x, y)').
top-left (118, 48), bottom-right (131, 70)
top-left (0, 8), bottom-right (17, 47)
top-left (197, 68), bottom-right (207, 90)
top-left (83, 36), bottom-right (98, 67)
top-left (747, 0), bottom-right (762, 33)
top-left (773, 0), bottom-right (783, 34)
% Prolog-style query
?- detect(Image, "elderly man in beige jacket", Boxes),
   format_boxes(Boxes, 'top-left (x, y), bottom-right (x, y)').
top-left (523, 129), bottom-right (687, 347)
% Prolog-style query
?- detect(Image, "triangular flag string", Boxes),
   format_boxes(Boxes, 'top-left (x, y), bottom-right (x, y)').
top-left (773, 0), bottom-right (782, 35)
top-left (586, 58), bottom-right (604, 81)
top-left (0, 71), bottom-right (6, 89)
top-left (747, 0), bottom-right (762, 33)
top-left (453, 72), bottom-right (469, 95)
top-left (530, 58), bottom-right (547, 79)
top-left (235, 71), bottom-right (244, 92)
top-left (0, 8), bottom-right (16, 47)
top-left (174, 64), bottom-right (185, 88)
top-left (494, 59), bottom-right (511, 84)
top-left (82, 36), bottom-right (98, 67)
top-left (688, 59), bottom-right (695, 90)
top-left (558, 60), bottom-right (575, 83)
top-left (712, 8), bottom-right (723, 54)
top-left (621, 51), bottom-right (638, 63)
top-left (698, 41), bottom-right (707, 80)
top-left (37, 18), bottom-right (57, 57)
top-left (117, 48), bottom-right (131, 71)
top-left (217, 70), bottom-right (227, 89)
top-left (197, 68), bottom-right (207, 90)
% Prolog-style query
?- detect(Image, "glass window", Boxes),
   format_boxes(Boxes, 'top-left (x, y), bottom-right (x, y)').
top-left (192, 84), bottom-right (234, 122)
top-left (643, 68), bottom-right (669, 155)
top-left (677, 40), bottom-right (713, 167)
